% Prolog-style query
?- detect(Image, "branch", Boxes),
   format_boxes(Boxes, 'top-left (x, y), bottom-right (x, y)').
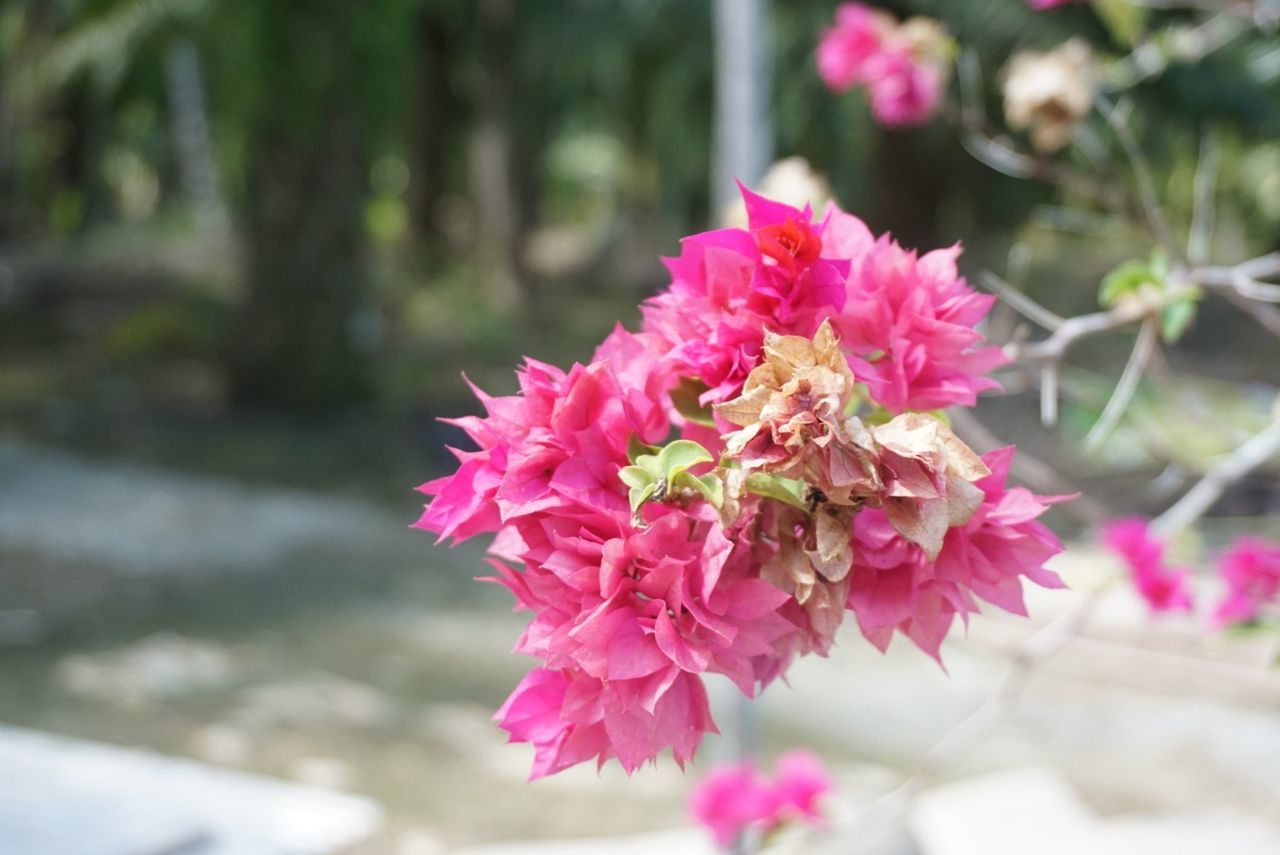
top-left (1083, 318), bottom-right (1159, 451)
top-left (1098, 98), bottom-right (1181, 260)
top-left (1188, 132), bottom-right (1220, 265)
top-left (1197, 253), bottom-right (1280, 303)
top-left (979, 272), bottom-right (1065, 332)
top-left (1221, 290), bottom-right (1280, 337)
top-left (1151, 416), bottom-right (1280, 535)
top-left (1105, 14), bottom-right (1252, 91)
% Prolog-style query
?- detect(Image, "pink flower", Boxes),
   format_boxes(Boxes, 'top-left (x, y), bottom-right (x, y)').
top-left (816, 3), bottom-right (887, 92)
top-left (417, 185), bottom-right (1066, 779)
top-left (642, 187), bottom-right (849, 409)
top-left (1028, 0), bottom-right (1078, 9)
top-left (689, 761), bottom-right (774, 846)
top-left (415, 358), bottom-right (664, 545)
top-left (1100, 518), bottom-right (1195, 614)
top-left (689, 750), bottom-right (832, 845)
top-left (816, 6), bottom-right (950, 127)
top-left (832, 236), bottom-right (1008, 413)
top-left (848, 448), bottom-right (1067, 660)
top-left (1214, 536), bottom-right (1280, 627)
top-left (418, 358), bottom-right (798, 777)
top-left (769, 750), bottom-right (833, 824)
top-left (862, 46), bottom-right (944, 127)
top-left (497, 666), bottom-right (715, 780)
top-left (645, 187), bottom-right (1003, 418)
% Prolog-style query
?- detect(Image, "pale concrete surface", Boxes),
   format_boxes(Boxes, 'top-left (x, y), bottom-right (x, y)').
top-left (0, 724), bottom-right (382, 854)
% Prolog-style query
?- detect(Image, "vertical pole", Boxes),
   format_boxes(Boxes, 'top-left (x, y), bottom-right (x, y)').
top-left (712, 0), bottom-right (772, 215)
top-left (711, 6), bottom-right (771, 851)
top-left (164, 39), bottom-right (231, 241)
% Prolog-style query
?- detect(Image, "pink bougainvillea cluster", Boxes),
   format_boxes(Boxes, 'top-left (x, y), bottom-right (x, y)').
top-left (1101, 517), bottom-right (1195, 615)
top-left (1102, 518), bottom-right (1280, 627)
top-left (416, 185), bottom-right (1067, 779)
top-left (689, 749), bottom-right (832, 846)
top-left (815, 3), bottom-right (953, 127)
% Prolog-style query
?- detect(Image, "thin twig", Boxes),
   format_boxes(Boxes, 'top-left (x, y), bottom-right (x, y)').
top-left (1198, 254), bottom-right (1280, 303)
top-left (1099, 97), bottom-right (1181, 260)
top-left (1188, 132), bottom-right (1220, 265)
top-left (1151, 416), bottom-right (1280, 535)
top-left (979, 272), bottom-right (1065, 331)
top-left (1040, 362), bottom-right (1059, 428)
top-left (1221, 290), bottom-right (1280, 337)
top-left (1083, 318), bottom-right (1159, 451)
top-left (1106, 15), bottom-right (1252, 90)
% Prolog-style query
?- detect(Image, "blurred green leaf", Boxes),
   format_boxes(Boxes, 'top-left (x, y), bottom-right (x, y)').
top-left (744, 472), bottom-right (809, 511)
top-left (1090, 0), bottom-right (1148, 48)
top-left (670, 377), bottom-right (716, 427)
top-left (1159, 292), bottom-right (1200, 343)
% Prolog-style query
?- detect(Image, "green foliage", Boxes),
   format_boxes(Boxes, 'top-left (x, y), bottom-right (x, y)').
top-left (1099, 250), bottom-right (1168, 308)
top-left (743, 472), bottom-right (808, 511)
top-left (670, 378), bottom-right (717, 427)
top-left (104, 295), bottom-right (227, 361)
top-left (1159, 292), bottom-right (1199, 344)
top-left (1090, 0), bottom-right (1148, 48)
top-left (620, 438), bottom-right (721, 520)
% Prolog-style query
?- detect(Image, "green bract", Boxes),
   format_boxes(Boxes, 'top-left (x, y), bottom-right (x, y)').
top-left (620, 438), bottom-right (723, 521)
top-left (743, 472), bottom-right (809, 511)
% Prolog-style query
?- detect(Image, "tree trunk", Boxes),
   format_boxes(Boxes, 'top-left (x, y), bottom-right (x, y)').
top-left (405, 7), bottom-right (461, 248)
top-left (226, 5), bottom-right (376, 413)
top-left (467, 0), bottom-right (523, 311)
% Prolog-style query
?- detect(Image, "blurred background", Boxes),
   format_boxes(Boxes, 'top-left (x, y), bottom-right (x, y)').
top-left (0, 0), bottom-right (1278, 852)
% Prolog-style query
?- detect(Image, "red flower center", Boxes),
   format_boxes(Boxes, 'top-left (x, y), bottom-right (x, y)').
top-left (756, 218), bottom-right (822, 271)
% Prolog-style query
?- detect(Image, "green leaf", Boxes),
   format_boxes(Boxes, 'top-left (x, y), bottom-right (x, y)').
top-left (671, 470), bottom-right (724, 509)
top-left (628, 482), bottom-right (658, 517)
top-left (627, 434), bottom-right (660, 464)
top-left (1099, 258), bottom-right (1155, 308)
top-left (743, 472), bottom-right (809, 511)
top-left (670, 378), bottom-right (717, 427)
top-left (1160, 294), bottom-right (1199, 343)
top-left (618, 465), bottom-right (655, 490)
top-left (655, 440), bottom-right (714, 479)
top-left (1090, 0), bottom-right (1149, 48)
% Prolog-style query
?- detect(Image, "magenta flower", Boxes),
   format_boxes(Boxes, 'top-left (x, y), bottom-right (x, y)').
top-left (689, 750), bottom-right (832, 845)
top-left (815, 6), bottom-right (951, 127)
top-left (1214, 536), bottom-right (1280, 627)
top-left (816, 3), bottom-right (887, 92)
top-left (646, 186), bottom-right (1003, 418)
top-left (1028, 0), bottom-right (1078, 9)
top-left (689, 761), bottom-right (774, 846)
top-left (769, 749), bottom-right (833, 824)
top-left (848, 447), bottom-right (1067, 660)
top-left (832, 235), bottom-right (1008, 413)
top-left (643, 186), bottom-right (849, 408)
top-left (1100, 518), bottom-right (1195, 614)
top-left (862, 45), bottom-right (944, 127)
top-left (416, 185), bottom-right (1066, 779)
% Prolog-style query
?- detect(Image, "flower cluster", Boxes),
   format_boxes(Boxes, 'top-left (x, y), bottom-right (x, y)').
top-left (1101, 518), bottom-right (1195, 614)
top-left (1101, 520), bottom-right (1280, 630)
top-left (416, 185), bottom-right (1065, 779)
top-left (815, 4), bottom-right (953, 127)
top-left (689, 750), bottom-right (832, 846)
top-left (1215, 537), bottom-right (1280, 627)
